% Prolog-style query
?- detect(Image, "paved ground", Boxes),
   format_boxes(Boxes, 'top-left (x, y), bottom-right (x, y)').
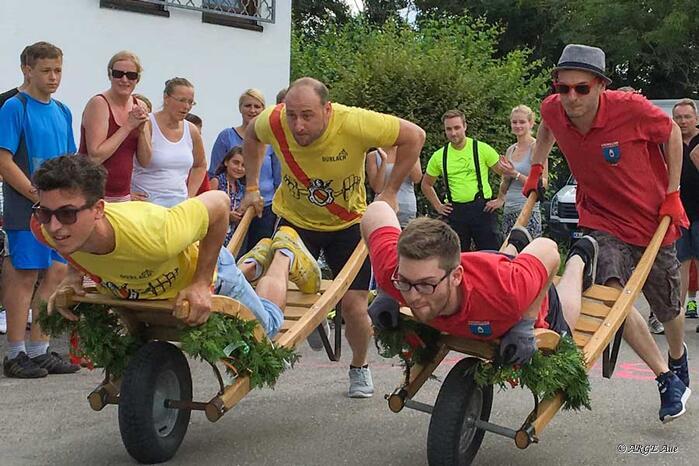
top-left (1, 298), bottom-right (698, 466)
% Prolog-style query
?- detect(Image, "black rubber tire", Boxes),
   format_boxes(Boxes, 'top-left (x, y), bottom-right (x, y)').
top-left (427, 357), bottom-right (493, 466)
top-left (118, 341), bottom-right (192, 464)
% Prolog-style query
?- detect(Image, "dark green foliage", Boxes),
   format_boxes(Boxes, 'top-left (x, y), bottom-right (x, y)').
top-left (473, 335), bottom-right (591, 411)
top-left (37, 303), bottom-right (298, 388)
top-left (36, 302), bottom-right (143, 377)
top-left (180, 313), bottom-right (299, 389)
top-left (375, 316), bottom-right (442, 366)
top-left (291, 16), bottom-right (552, 214)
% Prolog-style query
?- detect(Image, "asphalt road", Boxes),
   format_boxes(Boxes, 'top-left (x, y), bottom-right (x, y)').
top-left (1, 298), bottom-right (698, 466)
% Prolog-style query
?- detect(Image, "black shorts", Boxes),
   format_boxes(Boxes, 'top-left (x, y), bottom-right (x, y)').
top-left (545, 286), bottom-right (572, 336)
top-left (277, 218), bottom-right (372, 291)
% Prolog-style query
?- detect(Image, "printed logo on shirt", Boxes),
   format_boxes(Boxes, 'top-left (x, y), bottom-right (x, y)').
top-left (100, 267), bottom-right (180, 300)
top-left (283, 174), bottom-right (363, 207)
top-left (468, 321), bottom-right (492, 337)
top-left (322, 149), bottom-right (348, 163)
top-left (601, 142), bottom-right (621, 165)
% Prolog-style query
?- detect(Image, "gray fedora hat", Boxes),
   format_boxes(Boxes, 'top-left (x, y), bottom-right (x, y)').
top-left (554, 44), bottom-right (612, 84)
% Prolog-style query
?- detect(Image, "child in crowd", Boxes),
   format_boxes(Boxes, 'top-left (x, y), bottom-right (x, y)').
top-left (211, 146), bottom-right (246, 247)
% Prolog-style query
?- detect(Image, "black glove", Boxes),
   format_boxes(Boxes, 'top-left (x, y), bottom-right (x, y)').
top-left (368, 292), bottom-right (400, 331)
top-left (499, 318), bottom-right (536, 365)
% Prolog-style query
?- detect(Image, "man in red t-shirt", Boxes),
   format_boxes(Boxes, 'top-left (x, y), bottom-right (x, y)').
top-left (522, 44), bottom-right (690, 422)
top-left (361, 201), bottom-right (598, 366)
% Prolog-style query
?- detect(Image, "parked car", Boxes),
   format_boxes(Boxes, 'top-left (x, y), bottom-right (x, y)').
top-left (548, 175), bottom-right (582, 243)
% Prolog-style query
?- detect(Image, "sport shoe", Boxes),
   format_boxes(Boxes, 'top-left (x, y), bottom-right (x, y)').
top-left (348, 366), bottom-right (374, 398)
top-left (566, 235), bottom-right (598, 290)
top-left (31, 349), bottom-right (81, 374)
top-left (657, 371), bottom-right (691, 423)
top-left (508, 226), bottom-right (533, 253)
top-left (0, 308), bottom-right (6, 334)
top-left (648, 313), bottom-right (665, 335)
top-left (271, 226), bottom-right (321, 294)
top-left (237, 238), bottom-right (273, 281)
top-left (3, 352), bottom-right (48, 378)
top-left (685, 299), bottom-right (698, 318)
top-left (307, 319), bottom-right (330, 351)
top-left (669, 343), bottom-right (690, 387)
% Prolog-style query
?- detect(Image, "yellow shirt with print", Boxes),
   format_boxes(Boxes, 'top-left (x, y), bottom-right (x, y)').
top-left (42, 199), bottom-right (209, 300)
top-left (255, 103), bottom-right (400, 231)
top-left (425, 138), bottom-right (499, 203)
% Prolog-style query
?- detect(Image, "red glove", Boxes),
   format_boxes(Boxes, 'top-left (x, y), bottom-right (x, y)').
top-left (659, 191), bottom-right (689, 228)
top-left (522, 163), bottom-right (544, 198)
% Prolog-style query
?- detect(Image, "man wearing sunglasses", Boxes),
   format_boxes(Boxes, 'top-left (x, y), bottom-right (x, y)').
top-left (32, 155), bottom-right (321, 340)
top-left (361, 200), bottom-right (598, 367)
top-left (523, 44), bottom-right (690, 422)
top-left (0, 42), bottom-right (79, 379)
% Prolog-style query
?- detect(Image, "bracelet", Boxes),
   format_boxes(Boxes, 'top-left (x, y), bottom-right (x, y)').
top-left (245, 185), bottom-right (259, 192)
top-left (515, 172), bottom-right (521, 181)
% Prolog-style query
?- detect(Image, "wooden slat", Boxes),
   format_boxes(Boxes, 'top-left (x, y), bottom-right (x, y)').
top-left (285, 291), bottom-right (320, 307)
top-left (580, 299), bottom-right (613, 318)
top-left (275, 243), bottom-right (367, 348)
top-left (282, 306), bottom-right (312, 320)
top-left (288, 279), bottom-right (332, 293)
top-left (552, 278), bottom-right (620, 303)
top-left (574, 314), bottom-right (604, 334)
top-left (573, 331), bottom-right (591, 348)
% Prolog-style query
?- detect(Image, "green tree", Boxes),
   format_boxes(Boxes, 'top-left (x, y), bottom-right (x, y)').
top-left (291, 0), bottom-right (351, 38)
top-left (292, 17), bottom-right (555, 213)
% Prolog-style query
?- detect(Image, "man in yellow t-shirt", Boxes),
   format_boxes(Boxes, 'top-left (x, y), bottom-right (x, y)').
top-left (30, 155), bottom-right (320, 337)
top-left (240, 77), bottom-right (426, 398)
top-left (421, 109), bottom-right (503, 251)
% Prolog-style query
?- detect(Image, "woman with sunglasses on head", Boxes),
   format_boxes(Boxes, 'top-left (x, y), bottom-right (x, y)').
top-left (486, 105), bottom-right (547, 238)
top-left (79, 51), bottom-right (151, 202)
top-left (210, 89), bottom-right (280, 253)
top-left (130, 77), bottom-right (207, 208)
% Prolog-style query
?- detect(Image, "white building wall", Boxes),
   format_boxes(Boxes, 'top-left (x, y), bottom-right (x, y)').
top-left (0, 0), bottom-right (291, 161)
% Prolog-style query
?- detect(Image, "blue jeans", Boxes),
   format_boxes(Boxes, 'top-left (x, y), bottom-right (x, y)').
top-left (213, 247), bottom-right (283, 337)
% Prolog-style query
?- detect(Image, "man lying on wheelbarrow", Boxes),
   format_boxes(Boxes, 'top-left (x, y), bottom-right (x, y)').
top-left (30, 154), bottom-right (321, 337)
top-left (361, 200), bottom-right (689, 423)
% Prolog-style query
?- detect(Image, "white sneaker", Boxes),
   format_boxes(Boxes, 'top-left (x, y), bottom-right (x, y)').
top-left (27, 308), bottom-right (32, 325)
top-left (648, 313), bottom-right (665, 335)
top-left (0, 308), bottom-right (7, 334)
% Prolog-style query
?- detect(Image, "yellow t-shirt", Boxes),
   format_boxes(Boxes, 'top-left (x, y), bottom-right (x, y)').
top-left (255, 103), bottom-right (400, 231)
top-left (425, 138), bottom-right (499, 203)
top-left (42, 199), bottom-right (209, 300)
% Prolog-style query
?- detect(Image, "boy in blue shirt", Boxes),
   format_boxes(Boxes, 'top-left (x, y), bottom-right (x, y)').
top-left (0, 41), bottom-right (79, 378)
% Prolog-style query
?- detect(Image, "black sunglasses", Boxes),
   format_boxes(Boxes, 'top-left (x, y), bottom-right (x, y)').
top-left (32, 202), bottom-right (93, 225)
top-left (111, 69), bottom-right (139, 81)
top-left (552, 81), bottom-right (593, 95)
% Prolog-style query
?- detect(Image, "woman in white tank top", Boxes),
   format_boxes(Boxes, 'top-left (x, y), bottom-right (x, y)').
top-left (131, 77), bottom-right (207, 208)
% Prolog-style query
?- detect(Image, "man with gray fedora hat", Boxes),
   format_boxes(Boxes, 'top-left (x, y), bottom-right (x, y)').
top-left (522, 43), bottom-right (691, 423)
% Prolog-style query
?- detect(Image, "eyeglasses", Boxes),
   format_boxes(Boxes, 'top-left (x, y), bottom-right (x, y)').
top-left (167, 94), bottom-right (196, 106)
top-left (552, 81), bottom-right (594, 95)
top-left (391, 268), bottom-right (452, 295)
top-left (110, 69), bottom-right (139, 81)
top-left (32, 202), bottom-right (93, 225)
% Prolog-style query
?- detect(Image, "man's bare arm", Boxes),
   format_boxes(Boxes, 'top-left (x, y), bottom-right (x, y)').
top-left (0, 149), bottom-right (38, 203)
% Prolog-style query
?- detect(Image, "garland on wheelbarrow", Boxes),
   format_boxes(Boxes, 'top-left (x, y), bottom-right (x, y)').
top-left (473, 335), bottom-right (592, 411)
top-left (37, 303), bottom-right (299, 388)
top-left (374, 317), bottom-right (591, 411)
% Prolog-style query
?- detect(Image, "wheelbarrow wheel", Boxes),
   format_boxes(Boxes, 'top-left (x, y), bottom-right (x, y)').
top-left (427, 357), bottom-right (493, 466)
top-left (119, 341), bottom-right (192, 464)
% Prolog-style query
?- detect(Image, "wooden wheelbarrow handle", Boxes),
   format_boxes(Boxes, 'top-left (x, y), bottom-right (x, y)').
top-left (499, 192), bottom-right (538, 253)
top-left (55, 288), bottom-right (190, 319)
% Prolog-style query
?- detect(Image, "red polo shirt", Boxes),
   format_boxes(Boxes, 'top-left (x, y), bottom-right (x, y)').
top-left (541, 90), bottom-right (679, 246)
top-left (368, 226), bottom-right (550, 340)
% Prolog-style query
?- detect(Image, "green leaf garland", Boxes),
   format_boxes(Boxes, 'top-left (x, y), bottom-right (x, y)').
top-left (36, 303), bottom-right (299, 388)
top-left (375, 317), bottom-right (591, 411)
